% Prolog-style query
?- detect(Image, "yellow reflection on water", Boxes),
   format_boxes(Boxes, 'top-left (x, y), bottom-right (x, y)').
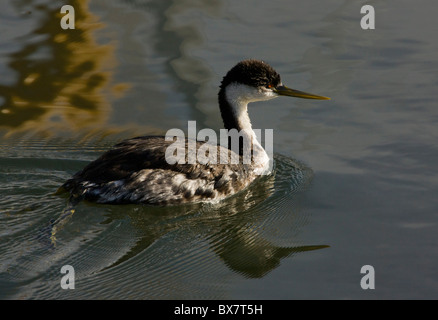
top-left (0, 0), bottom-right (122, 136)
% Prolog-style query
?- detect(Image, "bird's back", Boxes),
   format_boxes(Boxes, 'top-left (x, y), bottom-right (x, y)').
top-left (61, 136), bottom-right (255, 205)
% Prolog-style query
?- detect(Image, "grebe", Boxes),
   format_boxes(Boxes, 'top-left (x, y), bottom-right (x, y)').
top-left (60, 59), bottom-right (329, 206)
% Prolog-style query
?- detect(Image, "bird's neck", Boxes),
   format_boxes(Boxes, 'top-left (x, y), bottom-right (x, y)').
top-left (218, 84), bottom-right (270, 170)
top-left (219, 83), bottom-right (258, 133)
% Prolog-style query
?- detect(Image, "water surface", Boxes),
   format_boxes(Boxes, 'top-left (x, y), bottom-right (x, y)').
top-left (1, 0), bottom-right (438, 299)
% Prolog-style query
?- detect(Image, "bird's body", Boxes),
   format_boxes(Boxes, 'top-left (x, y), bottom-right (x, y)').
top-left (60, 60), bottom-right (329, 206)
top-left (62, 136), bottom-right (258, 205)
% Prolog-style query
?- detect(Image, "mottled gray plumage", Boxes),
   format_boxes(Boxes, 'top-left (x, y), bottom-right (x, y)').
top-left (61, 136), bottom-right (256, 205)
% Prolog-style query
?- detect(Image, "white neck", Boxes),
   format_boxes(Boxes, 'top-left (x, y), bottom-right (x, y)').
top-left (225, 83), bottom-right (275, 173)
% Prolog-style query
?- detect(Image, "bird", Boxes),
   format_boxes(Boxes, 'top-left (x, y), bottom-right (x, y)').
top-left (59, 59), bottom-right (329, 206)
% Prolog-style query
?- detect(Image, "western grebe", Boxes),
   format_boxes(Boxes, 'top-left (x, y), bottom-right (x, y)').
top-left (60, 59), bottom-right (329, 206)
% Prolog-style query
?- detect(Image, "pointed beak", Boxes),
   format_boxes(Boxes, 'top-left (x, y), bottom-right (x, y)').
top-left (273, 85), bottom-right (330, 100)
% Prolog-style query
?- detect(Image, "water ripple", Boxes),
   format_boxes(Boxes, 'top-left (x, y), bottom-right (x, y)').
top-left (1, 152), bottom-right (328, 299)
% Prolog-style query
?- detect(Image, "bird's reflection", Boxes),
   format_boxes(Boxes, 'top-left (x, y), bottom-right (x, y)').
top-left (92, 154), bottom-right (328, 278)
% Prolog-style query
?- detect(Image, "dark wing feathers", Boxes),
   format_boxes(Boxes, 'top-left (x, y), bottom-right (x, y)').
top-left (62, 136), bottom-right (250, 193)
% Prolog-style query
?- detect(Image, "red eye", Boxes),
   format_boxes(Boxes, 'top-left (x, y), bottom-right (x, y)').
top-left (267, 84), bottom-right (273, 88)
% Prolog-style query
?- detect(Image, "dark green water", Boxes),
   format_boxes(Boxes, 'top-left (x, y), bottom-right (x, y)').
top-left (1, 0), bottom-right (438, 299)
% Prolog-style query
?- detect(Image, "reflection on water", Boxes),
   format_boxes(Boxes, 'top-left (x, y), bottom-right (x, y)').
top-left (0, 153), bottom-right (327, 299)
top-left (126, 0), bottom-right (226, 128)
top-left (0, 0), bottom-right (331, 299)
top-left (1, 0), bottom-right (438, 299)
top-left (0, 0), bottom-right (117, 135)
top-left (90, 155), bottom-right (327, 280)
top-left (0, 0), bottom-right (226, 136)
